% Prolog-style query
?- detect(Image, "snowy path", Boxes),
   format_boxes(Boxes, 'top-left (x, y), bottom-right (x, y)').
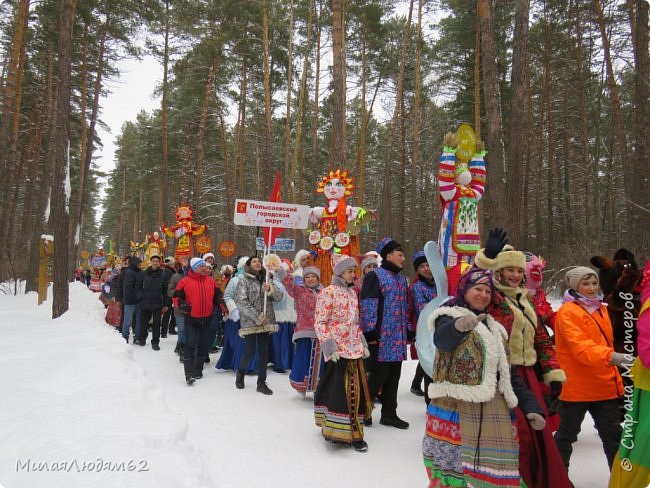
top-left (0, 283), bottom-right (611, 487)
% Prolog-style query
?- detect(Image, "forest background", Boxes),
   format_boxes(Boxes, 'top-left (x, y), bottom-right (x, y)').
top-left (0, 0), bottom-right (647, 317)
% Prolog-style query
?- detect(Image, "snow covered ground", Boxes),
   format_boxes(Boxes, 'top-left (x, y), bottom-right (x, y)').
top-left (0, 283), bottom-right (612, 488)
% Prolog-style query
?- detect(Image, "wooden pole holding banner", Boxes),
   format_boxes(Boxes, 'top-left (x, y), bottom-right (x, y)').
top-left (263, 224), bottom-right (273, 315)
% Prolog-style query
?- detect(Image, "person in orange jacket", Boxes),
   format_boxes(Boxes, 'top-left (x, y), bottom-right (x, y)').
top-left (554, 266), bottom-right (628, 472)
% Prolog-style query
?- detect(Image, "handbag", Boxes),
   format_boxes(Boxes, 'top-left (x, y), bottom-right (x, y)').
top-left (105, 301), bottom-right (122, 328)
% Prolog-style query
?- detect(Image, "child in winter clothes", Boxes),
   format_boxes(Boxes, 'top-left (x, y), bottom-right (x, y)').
top-left (313, 255), bottom-right (372, 452)
top-left (279, 265), bottom-right (324, 394)
top-left (475, 229), bottom-right (570, 488)
top-left (554, 266), bottom-right (626, 471)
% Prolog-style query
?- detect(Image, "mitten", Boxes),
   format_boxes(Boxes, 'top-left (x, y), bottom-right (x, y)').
top-left (329, 351), bottom-right (341, 362)
top-left (526, 412), bottom-right (546, 431)
top-left (610, 352), bottom-right (633, 367)
top-left (454, 313), bottom-right (486, 333)
top-left (550, 381), bottom-right (562, 400)
top-left (484, 228), bottom-right (508, 259)
top-left (363, 347), bottom-right (370, 359)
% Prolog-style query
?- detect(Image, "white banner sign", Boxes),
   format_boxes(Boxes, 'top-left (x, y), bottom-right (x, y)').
top-left (234, 199), bottom-right (310, 229)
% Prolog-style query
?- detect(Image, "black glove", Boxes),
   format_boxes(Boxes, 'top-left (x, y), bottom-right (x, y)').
top-left (179, 301), bottom-right (192, 314)
top-left (364, 330), bottom-right (380, 343)
top-left (550, 381), bottom-right (562, 400)
top-left (407, 330), bottom-right (416, 342)
top-left (484, 227), bottom-right (508, 259)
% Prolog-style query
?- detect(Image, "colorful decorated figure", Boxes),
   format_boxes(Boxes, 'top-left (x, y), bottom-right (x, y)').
top-left (143, 231), bottom-right (167, 267)
top-left (525, 252), bottom-right (556, 334)
top-left (308, 169), bottom-right (375, 286)
top-left (129, 237), bottom-right (147, 261)
top-left (437, 125), bottom-right (486, 277)
top-left (161, 205), bottom-right (208, 259)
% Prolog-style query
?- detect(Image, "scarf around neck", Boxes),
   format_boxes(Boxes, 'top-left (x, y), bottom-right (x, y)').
top-left (562, 289), bottom-right (605, 315)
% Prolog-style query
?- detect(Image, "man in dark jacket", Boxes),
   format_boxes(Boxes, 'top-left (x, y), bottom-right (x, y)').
top-left (121, 256), bottom-right (143, 343)
top-left (138, 255), bottom-right (170, 350)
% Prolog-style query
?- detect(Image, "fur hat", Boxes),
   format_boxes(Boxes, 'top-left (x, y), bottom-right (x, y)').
top-left (331, 253), bottom-right (357, 276)
top-left (163, 256), bottom-right (176, 266)
top-left (302, 266), bottom-right (321, 280)
top-left (413, 250), bottom-right (427, 271)
top-left (190, 257), bottom-right (207, 271)
top-left (293, 249), bottom-right (311, 269)
top-left (220, 264), bottom-right (234, 276)
top-left (361, 255), bottom-right (379, 272)
top-left (476, 244), bottom-right (525, 271)
top-left (237, 256), bottom-right (249, 270)
top-left (202, 252), bottom-right (215, 262)
top-left (565, 266), bottom-right (598, 291)
top-left (375, 237), bottom-right (402, 260)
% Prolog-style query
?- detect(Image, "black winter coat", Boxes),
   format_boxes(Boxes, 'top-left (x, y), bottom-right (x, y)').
top-left (122, 258), bottom-right (143, 305)
top-left (141, 266), bottom-right (170, 311)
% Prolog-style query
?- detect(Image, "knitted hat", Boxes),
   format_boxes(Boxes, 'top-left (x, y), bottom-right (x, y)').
top-left (331, 253), bottom-right (357, 276)
top-left (202, 252), bottom-right (215, 262)
top-left (376, 237), bottom-right (402, 260)
top-left (457, 266), bottom-right (494, 298)
top-left (163, 256), bottom-right (176, 266)
top-left (361, 255), bottom-right (379, 271)
top-left (237, 256), bottom-right (249, 270)
top-left (565, 266), bottom-right (598, 291)
top-left (190, 257), bottom-right (207, 271)
top-left (413, 250), bottom-right (427, 271)
top-left (302, 266), bottom-right (321, 280)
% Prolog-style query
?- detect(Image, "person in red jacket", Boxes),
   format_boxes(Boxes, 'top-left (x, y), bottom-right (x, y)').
top-left (174, 257), bottom-right (227, 385)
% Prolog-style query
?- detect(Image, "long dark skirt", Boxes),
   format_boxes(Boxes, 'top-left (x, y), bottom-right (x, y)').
top-left (289, 337), bottom-right (323, 393)
top-left (314, 358), bottom-right (373, 444)
top-left (269, 321), bottom-right (295, 371)
top-left (215, 319), bottom-right (257, 373)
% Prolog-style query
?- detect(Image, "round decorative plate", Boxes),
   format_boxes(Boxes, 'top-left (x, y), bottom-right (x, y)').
top-left (319, 236), bottom-right (334, 250)
top-left (308, 230), bottom-right (321, 244)
top-left (334, 232), bottom-right (350, 248)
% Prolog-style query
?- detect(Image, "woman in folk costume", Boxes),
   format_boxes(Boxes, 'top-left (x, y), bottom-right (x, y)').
top-left (216, 257), bottom-right (257, 373)
top-left (437, 127), bottom-right (486, 294)
top-left (268, 259), bottom-right (296, 373)
top-left (610, 260), bottom-right (650, 488)
top-left (554, 267), bottom-right (625, 472)
top-left (308, 169), bottom-right (374, 286)
top-left (474, 229), bottom-right (571, 488)
top-left (422, 266), bottom-right (546, 487)
top-left (313, 254), bottom-right (372, 452)
top-left (276, 264), bottom-right (324, 395)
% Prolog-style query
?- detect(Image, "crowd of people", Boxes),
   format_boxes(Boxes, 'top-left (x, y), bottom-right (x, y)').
top-left (89, 231), bottom-right (649, 487)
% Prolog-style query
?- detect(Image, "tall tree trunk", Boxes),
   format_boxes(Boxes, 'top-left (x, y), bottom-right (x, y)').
top-left (71, 7), bottom-right (110, 257)
top-left (0, 0), bottom-right (30, 266)
top-left (159, 0), bottom-right (171, 225)
top-left (283, 0), bottom-right (295, 186)
top-left (356, 26), bottom-right (367, 206)
top-left (477, 0), bottom-right (507, 233)
top-left (194, 56), bottom-right (218, 215)
top-left (236, 60), bottom-right (248, 196)
top-left (48, 0), bottom-right (78, 318)
top-left (410, 0), bottom-right (423, 243)
top-left (473, 16), bottom-right (481, 140)
top-left (290, 0), bottom-right (314, 204)
top-left (330, 0), bottom-right (346, 168)
top-left (507, 0), bottom-right (529, 245)
top-left (311, 1), bottom-right (322, 178)
top-left (631, 0), bottom-right (650, 248)
top-left (262, 0), bottom-right (273, 194)
top-left (542, 4), bottom-right (555, 256)
top-left (593, 0), bottom-right (632, 233)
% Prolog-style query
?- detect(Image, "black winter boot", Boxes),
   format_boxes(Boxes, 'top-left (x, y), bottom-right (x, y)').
top-left (235, 371), bottom-right (245, 389)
